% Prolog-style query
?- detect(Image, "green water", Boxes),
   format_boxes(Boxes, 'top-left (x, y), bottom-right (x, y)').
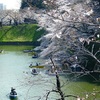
top-left (0, 46), bottom-right (100, 100)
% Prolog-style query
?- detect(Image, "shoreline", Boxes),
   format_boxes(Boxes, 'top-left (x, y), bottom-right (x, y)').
top-left (0, 41), bottom-right (40, 46)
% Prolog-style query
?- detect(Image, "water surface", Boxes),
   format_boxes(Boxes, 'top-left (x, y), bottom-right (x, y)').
top-left (0, 46), bottom-right (100, 100)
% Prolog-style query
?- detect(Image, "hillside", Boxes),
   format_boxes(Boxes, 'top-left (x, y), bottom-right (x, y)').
top-left (0, 24), bottom-right (44, 42)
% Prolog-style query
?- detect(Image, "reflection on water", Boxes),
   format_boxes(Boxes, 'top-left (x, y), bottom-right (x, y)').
top-left (10, 98), bottom-right (18, 100)
top-left (0, 46), bottom-right (100, 100)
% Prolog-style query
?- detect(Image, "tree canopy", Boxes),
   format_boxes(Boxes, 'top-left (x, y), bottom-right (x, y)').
top-left (19, 0), bottom-right (100, 74)
top-left (20, 0), bottom-right (45, 9)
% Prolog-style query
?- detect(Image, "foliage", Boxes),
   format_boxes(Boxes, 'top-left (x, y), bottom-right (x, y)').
top-left (31, 0), bottom-right (100, 71)
top-left (18, 0), bottom-right (100, 79)
top-left (20, 0), bottom-right (45, 9)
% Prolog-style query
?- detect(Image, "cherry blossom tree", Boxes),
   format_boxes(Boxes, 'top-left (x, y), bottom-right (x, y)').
top-left (19, 0), bottom-right (100, 100)
top-left (30, 0), bottom-right (100, 72)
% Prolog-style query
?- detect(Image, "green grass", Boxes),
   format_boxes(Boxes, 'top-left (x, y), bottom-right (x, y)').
top-left (0, 24), bottom-right (45, 42)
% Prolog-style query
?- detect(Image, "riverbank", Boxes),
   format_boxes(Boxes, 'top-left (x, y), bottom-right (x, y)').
top-left (0, 24), bottom-right (45, 44)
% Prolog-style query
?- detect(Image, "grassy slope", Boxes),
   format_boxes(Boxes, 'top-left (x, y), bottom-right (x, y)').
top-left (0, 24), bottom-right (44, 42)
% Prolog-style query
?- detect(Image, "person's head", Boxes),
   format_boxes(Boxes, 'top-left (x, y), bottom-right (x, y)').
top-left (11, 87), bottom-right (15, 90)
